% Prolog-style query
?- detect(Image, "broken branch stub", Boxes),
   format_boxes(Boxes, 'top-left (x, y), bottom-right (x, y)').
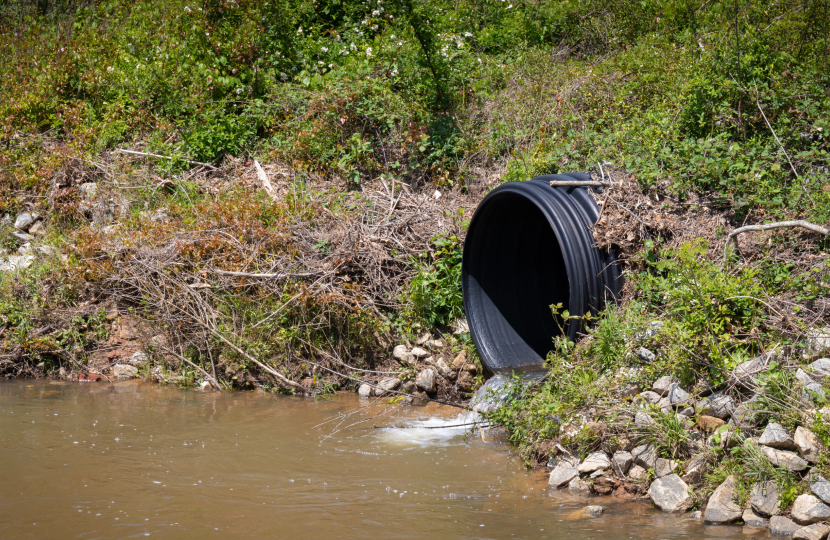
top-left (724, 221), bottom-right (830, 263)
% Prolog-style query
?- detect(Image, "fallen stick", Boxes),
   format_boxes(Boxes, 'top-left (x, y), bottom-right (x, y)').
top-left (254, 159), bottom-right (278, 200)
top-left (115, 148), bottom-right (216, 169)
top-left (549, 181), bottom-right (613, 187)
top-left (724, 220), bottom-right (830, 262)
top-left (213, 269), bottom-right (322, 279)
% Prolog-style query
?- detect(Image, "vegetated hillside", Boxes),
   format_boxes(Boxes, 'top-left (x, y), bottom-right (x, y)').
top-left (0, 0), bottom-right (828, 409)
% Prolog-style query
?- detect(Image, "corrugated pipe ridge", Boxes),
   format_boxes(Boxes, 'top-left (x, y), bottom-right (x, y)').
top-left (462, 173), bottom-right (623, 373)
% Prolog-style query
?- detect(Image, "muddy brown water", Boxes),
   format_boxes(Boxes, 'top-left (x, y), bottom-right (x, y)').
top-left (1, 381), bottom-right (756, 539)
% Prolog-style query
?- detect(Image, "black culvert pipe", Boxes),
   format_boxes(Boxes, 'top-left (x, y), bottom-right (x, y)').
top-left (462, 173), bottom-right (622, 373)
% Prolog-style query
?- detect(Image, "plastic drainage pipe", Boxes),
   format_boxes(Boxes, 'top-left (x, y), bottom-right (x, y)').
top-left (461, 173), bottom-right (622, 374)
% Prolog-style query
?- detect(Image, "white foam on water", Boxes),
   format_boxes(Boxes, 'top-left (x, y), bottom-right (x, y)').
top-left (372, 412), bottom-right (484, 447)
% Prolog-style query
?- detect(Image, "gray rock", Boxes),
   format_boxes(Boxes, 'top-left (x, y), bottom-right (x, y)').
top-left (637, 347), bottom-right (656, 362)
top-left (12, 231), bottom-right (32, 243)
top-left (589, 469), bottom-right (605, 479)
top-left (612, 451), bottom-right (633, 476)
top-left (793, 494), bottom-right (830, 525)
top-left (770, 516), bottom-right (801, 536)
top-left (415, 369), bottom-right (436, 393)
top-left (568, 476), bottom-right (592, 495)
top-left (804, 383), bottom-right (826, 401)
top-left (126, 351), bottom-right (148, 366)
top-left (805, 328), bottom-right (830, 359)
top-left (681, 454), bottom-right (709, 484)
top-left (795, 426), bottom-right (825, 463)
top-left (377, 377), bottom-right (401, 393)
top-left (358, 384), bottom-right (372, 398)
top-left (657, 396), bottom-right (672, 413)
top-left (14, 212), bottom-right (34, 231)
top-left (638, 390), bottom-right (662, 404)
top-left (424, 339), bottom-right (444, 349)
top-left (761, 446), bottom-right (809, 472)
top-left (811, 476), bottom-right (830, 505)
top-left (750, 480), bottom-right (781, 516)
top-left (112, 364), bottom-right (139, 380)
top-left (794, 523), bottom-right (830, 540)
top-left (743, 508), bottom-right (770, 527)
top-left (628, 464), bottom-right (648, 481)
top-left (632, 443), bottom-right (657, 470)
top-left (677, 406), bottom-right (695, 417)
top-left (810, 358), bottom-right (830, 377)
top-left (586, 505), bottom-right (604, 517)
top-left (401, 381), bottom-right (416, 393)
top-left (392, 345), bottom-right (415, 365)
top-left (689, 510), bottom-right (703, 519)
top-left (653, 376), bottom-right (675, 396)
top-left (668, 383), bottom-right (691, 405)
top-left (548, 457), bottom-right (579, 488)
top-left (798, 368), bottom-right (817, 386)
top-left (635, 412), bottom-right (654, 425)
top-left (732, 356), bottom-right (769, 387)
top-left (704, 476), bottom-right (742, 524)
top-left (79, 182), bottom-right (98, 199)
top-left (655, 458), bottom-right (678, 478)
top-left (433, 358), bottom-right (453, 379)
top-left (759, 423), bottom-right (797, 450)
top-left (648, 474), bottom-right (692, 513)
top-left (410, 347), bottom-right (430, 358)
top-left (578, 451), bottom-right (611, 474)
top-left (697, 393), bottom-right (736, 419)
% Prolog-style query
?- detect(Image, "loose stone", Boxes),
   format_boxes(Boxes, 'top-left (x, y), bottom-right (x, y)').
top-left (628, 464), bottom-right (648, 481)
top-left (392, 345), bottom-right (415, 365)
top-left (792, 494), bottom-right (830, 525)
top-left (681, 454), bottom-right (709, 484)
top-left (548, 457), bottom-right (579, 489)
top-left (750, 480), bottom-right (781, 516)
top-left (415, 369), bottom-right (436, 393)
top-left (810, 476), bottom-right (830, 505)
top-left (760, 446), bottom-right (809, 472)
top-left (637, 391), bottom-right (662, 404)
top-left (577, 451), bottom-right (611, 474)
top-left (654, 458), bottom-right (678, 478)
top-left (634, 412), bottom-right (653, 425)
top-left (433, 358), bottom-right (453, 379)
top-left (568, 476), bottom-right (591, 495)
top-left (648, 474), bottom-right (692, 513)
top-left (797, 368), bottom-right (817, 386)
top-left (358, 384), bottom-right (372, 398)
top-left (14, 212), bottom-right (34, 231)
top-left (793, 523), bottom-right (830, 540)
top-left (636, 347), bottom-right (656, 362)
top-left (689, 511), bottom-right (703, 519)
top-left (652, 376), bottom-right (674, 396)
top-left (759, 422), bottom-right (797, 451)
top-left (805, 328), bottom-right (830, 359)
top-left (697, 415), bottom-right (725, 432)
top-left (112, 364), bottom-right (138, 380)
top-left (742, 508), bottom-right (770, 527)
top-left (697, 393), bottom-right (736, 419)
top-left (618, 382), bottom-right (641, 397)
top-left (612, 451), bottom-right (632, 476)
top-left (731, 356), bottom-right (769, 388)
top-left (667, 383), bottom-right (691, 405)
top-left (586, 505), bottom-right (603, 517)
top-left (704, 476), bottom-right (742, 524)
top-left (377, 377), bottom-right (401, 393)
top-left (410, 347), bottom-right (430, 358)
top-left (795, 426), bottom-right (825, 463)
top-left (631, 443), bottom-right (657, 470)
top-left (809, 358), bottom-right (830, 376)
top-left (770, 516), bottom-right (801, 536)
top-left (451, 350), bottom-right (469, 370)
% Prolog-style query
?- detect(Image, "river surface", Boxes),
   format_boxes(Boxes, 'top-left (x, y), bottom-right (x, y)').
top-left (0, 380), bottom-right (755, 539)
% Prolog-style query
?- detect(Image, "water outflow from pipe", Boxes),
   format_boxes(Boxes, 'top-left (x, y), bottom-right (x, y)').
top-left (462, 173), bottom-right (622, 373)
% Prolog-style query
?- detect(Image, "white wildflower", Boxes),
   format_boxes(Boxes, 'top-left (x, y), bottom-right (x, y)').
top-left (107, 66), bottom-right (114, 73)
top-left (366, 47), bottom-right (373, 57)
top-left (464, 32), bottom-right (472, 37)
top-left (350, 42), bottom-right (357, 51)
top-left (297, 26), bottom-right (303, 34)
top-left (321, 47), bottom-right (328, 52)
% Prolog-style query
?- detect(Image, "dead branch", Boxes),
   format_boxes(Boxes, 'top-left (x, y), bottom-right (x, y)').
top-left (254, 159), bottom-right (278, 200)
top-left (549, 181), bottom-right (613, 187)
top-left (724, 220), bottom-right (830, 262)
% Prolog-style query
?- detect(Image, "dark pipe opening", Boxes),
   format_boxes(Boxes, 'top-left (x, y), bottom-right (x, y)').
top-left (462, 174), bottom-right (622, 374)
